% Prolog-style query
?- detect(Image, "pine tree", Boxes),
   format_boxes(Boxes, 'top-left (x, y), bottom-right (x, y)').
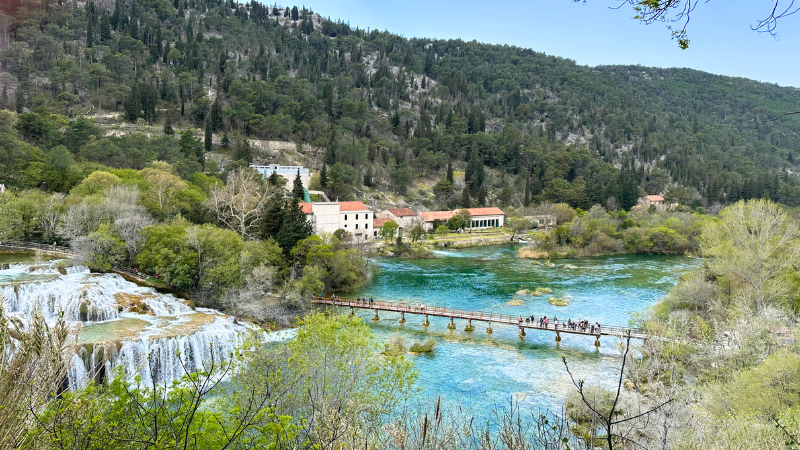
top-left (320, 164), bottom-right (328, 188)
top-left (221, 133), bottom-right (230, 149)
top-left (268, 171), bottom-right (280, 186)
top-left (276, 199), bottom-right (312, 255)
top-left (292, 169), bottom-right (304, 200)
top-left (204, 119), bottom-right (213, 152)
top-left (460, 188), bottom-right (471, 208)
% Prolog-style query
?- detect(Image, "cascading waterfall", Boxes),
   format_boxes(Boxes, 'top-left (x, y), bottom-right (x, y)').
top-left (0, 259), bottom-right (292, 389)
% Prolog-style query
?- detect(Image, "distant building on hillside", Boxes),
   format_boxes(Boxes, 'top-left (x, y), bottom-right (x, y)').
top-left (376, 208), bottom-right (423, 232)
top-left (419, 207), bottom-right (506, 231)
top-left (299, 201), bottom-right (374, 241)
top-left (250, 164), bottom-right (311, 189)
top-left (638, 194), bottom-right (665, 209)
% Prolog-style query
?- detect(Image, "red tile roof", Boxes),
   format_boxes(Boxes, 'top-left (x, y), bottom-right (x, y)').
top-left (299, 202), bottom-right (313, 214)
top-left (339, 201), bottom-right (369, 211)
top-left (373, 218), bottom-right (391, 228)
top-left (418, 211), bottom-right (456, 222)
top-left (388, 208), bottom-right (418, 217)
top-left (465, 207), bottom-right (505, 217)
top-left (646, 195), bottom-right (664, 202)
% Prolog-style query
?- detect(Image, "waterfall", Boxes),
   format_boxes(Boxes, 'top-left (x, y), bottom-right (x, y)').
top-left (0, 260), bottom-right (294, 390)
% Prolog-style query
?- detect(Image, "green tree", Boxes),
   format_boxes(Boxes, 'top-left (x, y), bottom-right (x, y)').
top-left (276, 199), bottom-right (312, 255)
top-left (435, 224), bottom-right (449, 239)
top-left (204, 119), bottom-right (212, 153)
top-left (319, 164), bottom-right (328, 189)
top-left (292, 169), bottom-right (304, 200)
top-left (460, 188), bottom-right (471, 208)
top-left (379, 220), bottom-right (399, 242)
top-left (408, 224), bottom-right (425, 242)
top-left (259, 193), bottom-right (285, 240)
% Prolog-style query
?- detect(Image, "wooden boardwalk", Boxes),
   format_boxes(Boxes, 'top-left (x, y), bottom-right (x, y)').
top-left (312, 297), bottom-right (648, 345)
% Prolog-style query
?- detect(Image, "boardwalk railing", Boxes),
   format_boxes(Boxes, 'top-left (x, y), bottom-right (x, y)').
top-left (312, 297), bottom-right (648, 344)
top-left (0, 240), bottom-right (72, 255)
top-left (0, 241), bottom-right (154, 284)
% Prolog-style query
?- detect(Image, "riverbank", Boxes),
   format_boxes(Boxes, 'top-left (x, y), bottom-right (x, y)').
top-left (517, 245), bottom-right (694, 260)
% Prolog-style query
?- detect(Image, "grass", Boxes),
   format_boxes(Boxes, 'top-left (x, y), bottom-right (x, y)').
top-left (548, 297), bottom-right (569, 306)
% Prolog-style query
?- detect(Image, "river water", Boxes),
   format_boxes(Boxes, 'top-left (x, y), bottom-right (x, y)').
top-left (349, 245), bottom-right (698, 417)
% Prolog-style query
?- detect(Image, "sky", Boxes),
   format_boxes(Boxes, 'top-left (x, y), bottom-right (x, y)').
top-left (301, 0), bottom-right (800, 88)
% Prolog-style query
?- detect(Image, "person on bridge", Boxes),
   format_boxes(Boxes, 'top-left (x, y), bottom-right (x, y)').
top-left (553, 317), bottom-right (558, 327)
top-left (518, 316), bottom-right (523, 324)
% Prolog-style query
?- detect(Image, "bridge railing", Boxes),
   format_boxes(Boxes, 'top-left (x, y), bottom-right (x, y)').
top-left (313, 297), bottom-right (646, 337)
top-left (0, 240), bottom-right (72, 254)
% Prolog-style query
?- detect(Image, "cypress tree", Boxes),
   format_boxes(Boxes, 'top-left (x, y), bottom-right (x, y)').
top-left (259, 194), bottom-right (285, 240)
top-left (477, 185), bottom-right (487, 207)
top-left (123, 84), bottom-right (140, 122)
top-left (446, 160), bottom-right (454, 184)
top-left (268, 171), bottom-right (280, 186)
top-left (460, 188), bottom-right (471, 208)
top-left (276, 199), bottom-right (312, 256)
top-left (210, 98), bottom-right (223, 131)
top-left (100, 11), bottom-right (111, 41)
top-left (290, 5), bottom-right (299, 20)
top-left (523, 176), bottom-right (531, 207)
top-left (236, 137), bottom-right (252, 162)
top-left (292, 169), bottom-right (304, 200)
top-left (320, 164), bottom-right (328, 188)
top-left (204, 119), bottom-right (212, 152)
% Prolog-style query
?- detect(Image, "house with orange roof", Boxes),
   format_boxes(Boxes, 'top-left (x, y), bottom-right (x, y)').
top-left (638, 194), bottom-right (666, 210)
top-left (376, 208), bottom-right (423, 232)
top-left (419, 207), bottom-right (506, 231)
top-left (298, 201), bottom-right (374, 241)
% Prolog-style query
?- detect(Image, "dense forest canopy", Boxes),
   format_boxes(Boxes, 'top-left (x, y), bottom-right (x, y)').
top-left (0, 0), bottom-right (798, 211)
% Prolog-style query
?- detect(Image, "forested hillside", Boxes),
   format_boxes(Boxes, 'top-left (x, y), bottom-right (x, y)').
top-left (1, 0), bottom-right (799, 209)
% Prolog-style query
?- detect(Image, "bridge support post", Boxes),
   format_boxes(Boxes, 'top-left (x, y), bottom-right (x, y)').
top-left (447, 316), bottom-right (456, 330)
top-left (399, 311), bottom-right (405, 324)
top-left (372, 309), bottom-right (379, 321)
top-left (464, 319), bottom-right (474, 332)
top-left (555, 331), bottom-right (561, 343)
top-left (349, 306), bottom-right (354, 317)
top-left (519, 327), bottom-right (526, 338)
top-left (595, 336), bottom-right (601, 347)
top-left (423, 314), bottom-right (430, 327)
top-left (486, 322), bottom-right (493, 334)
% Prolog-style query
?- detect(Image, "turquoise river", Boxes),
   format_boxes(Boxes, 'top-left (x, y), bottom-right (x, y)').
top-left (347, 245), bottom-right (699, 417)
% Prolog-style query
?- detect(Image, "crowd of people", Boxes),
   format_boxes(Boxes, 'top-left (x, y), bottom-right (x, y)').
top-left (518, 315), bottom-right (602, 334)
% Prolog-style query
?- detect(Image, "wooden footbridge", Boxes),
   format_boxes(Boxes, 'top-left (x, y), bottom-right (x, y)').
top-left (312, 297), bottom-right (647, 346)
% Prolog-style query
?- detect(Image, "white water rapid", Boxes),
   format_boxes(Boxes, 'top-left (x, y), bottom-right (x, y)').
top-left (0, 259), bottom-right (293, 389)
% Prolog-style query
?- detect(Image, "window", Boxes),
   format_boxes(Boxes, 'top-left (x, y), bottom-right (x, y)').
top-left (344, 215), bottom-right (348, 220)
top-left (356, 214), bottom-right (359, 219)
top-left (344, 224), bottom-right (347, 228)
top-left (356, 224), bottom-right (359, 230)
top-left (365, 223), bottom-right (369, 229)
